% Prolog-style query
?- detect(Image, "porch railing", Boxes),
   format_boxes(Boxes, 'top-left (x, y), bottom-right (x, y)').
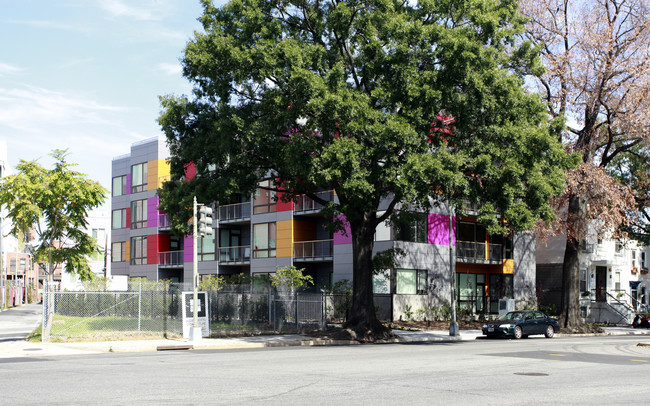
top-left (218, 202), bottom-right (251, 222)
top-left (158, 251), bottom-right (183, 267)
top-left (456, 241), bottom-right (503, 263)
top-left (294, 190), bottom-right (334, 213)
top-left (219, 245), bottom-right (251, 263)
top-left (294, 240), bottom-right (333, 259)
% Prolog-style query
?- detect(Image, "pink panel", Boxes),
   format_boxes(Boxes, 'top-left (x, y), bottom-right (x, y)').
top-left (428, 214), bottom-right (456, 246)
top-left (183, 235), bottom-right (193, 262)
top-left (333, 215), bottom-right (352, 245)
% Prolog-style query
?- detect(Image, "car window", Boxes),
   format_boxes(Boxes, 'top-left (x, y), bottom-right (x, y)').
top-left (525, 313), bottom-right (533, 320)
top-left (500, 312), bottom-right (523, 320)
top-left (534, 311), bottom-right (544, 319)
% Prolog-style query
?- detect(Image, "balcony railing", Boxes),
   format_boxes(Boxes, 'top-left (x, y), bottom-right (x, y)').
top-left (294, 240), bottom-right (333, 260)
top-left (456, 242), bottom-right (503, 264)
top-left (158, 251), bottom-right (184, 267)
top-left (219, 245), bottom-right (251, 263)
top-left (158, 214), bottom-right (170, 229)
top-left (294, 190), bottom-right (334, 213)
top-left (218, 202), bottom-right (251, 222)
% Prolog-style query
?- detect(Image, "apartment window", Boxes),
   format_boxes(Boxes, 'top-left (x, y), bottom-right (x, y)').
top-left (374, 211), bottom-right (391, 241)
top-left (112, 242), bottom-right (127, 262)
top-left (19, 258), bottom-right (26, 271)
top-left (253, 222), bottom-right (276, 258)
top-left (112, 209), bottom-right (127, 229)
top-left (253, 180), bottom-right (276, 214)
top-left (615, 272), bottom-right (621, 292)
top-left (198, 235), bottom-right (216, 261)
top-left (394, 213), bottom-right (427, 243)
top-left (131, 199), bottom-right (148, 229)
top-left (643, 252), bottom-right (646, 268)
top-left (373, 270), bottom-right (391, 294)
top-left (10, 258), bottom-right (16, 272)
top-left (92, 228), bottom-right (105, 242)
top-left (131, 162), bottom-right (148, 193)
top-left (580, 269), bottom-right (587, 293)
top-left (396, 269), bottom-right (427, 294)
top-left (112, 175), bottom-right (127, 197)
top-left (130, 236), bottom-right (147, 265)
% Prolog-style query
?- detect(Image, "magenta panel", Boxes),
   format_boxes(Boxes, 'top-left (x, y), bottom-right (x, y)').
top-left (183, 235), bottom-right (193, 262)
top-left (333, 215), bottom-right (352, 245)
top-left (428, 214), bottom-right (456, 246)
top-left (147, 196), bottom-right (159, 228)
top-left (125, 174), bottom-right (131, 194)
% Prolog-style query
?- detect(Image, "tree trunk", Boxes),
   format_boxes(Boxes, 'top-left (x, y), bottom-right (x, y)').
top-left (559, 192), bottom-right (584, 329)
top-left (343, 215), bottom-right (393, 341)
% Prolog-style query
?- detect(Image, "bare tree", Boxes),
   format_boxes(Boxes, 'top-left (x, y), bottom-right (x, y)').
top-left (520, 0), bottom-right (650, 329)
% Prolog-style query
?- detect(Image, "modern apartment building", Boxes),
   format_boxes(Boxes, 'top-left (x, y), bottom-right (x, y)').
top-left (111, 137), bottom-right (537, 315)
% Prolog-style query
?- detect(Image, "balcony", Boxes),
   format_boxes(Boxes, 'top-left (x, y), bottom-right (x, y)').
top-left (219, 245), bottom-right (251, 264)
top-left (158, 214), bottom-right (171, 230)
top-left (158, 251), bottom-right (184, 267)
top-left (294, 240), bottom-right (333, 261)
top-left (456, 242), bottom-right (503, 264)
top-left (294, 190), bottom-right (334, 214)
top-left (218, 202), bottom-right (251, 223)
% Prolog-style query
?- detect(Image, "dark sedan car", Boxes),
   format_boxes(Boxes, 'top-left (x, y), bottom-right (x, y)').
top-left (482, 310), bottom-right (560, 339)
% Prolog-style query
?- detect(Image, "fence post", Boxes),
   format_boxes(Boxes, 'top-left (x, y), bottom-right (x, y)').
top-left (138, 281), bottom-right (142, 333)
top-left (41, 282), bottom-right (47, 342)
top-left (295, 290), bottom-right (299, 332)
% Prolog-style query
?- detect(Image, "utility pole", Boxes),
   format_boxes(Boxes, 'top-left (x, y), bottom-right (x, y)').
top-left (449, 206), bottom-right (459, 336)
top-left (189, 196), bottom-right (201, 342)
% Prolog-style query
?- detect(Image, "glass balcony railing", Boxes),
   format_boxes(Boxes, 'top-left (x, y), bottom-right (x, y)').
top-left (218, 245), bottom-right (251, 263)
top-left (158, 214), bottom-right (170, 229)
top-left (456, 242), bottom-right (503, 263)
top-left (158, 251), bottom-right (183, 266)
top-left (294, 190), bottom-right (334, 213)
top-left (294, 240), bottom-right (333, 259)
top-left (218, 202), bottom-right (251, 222)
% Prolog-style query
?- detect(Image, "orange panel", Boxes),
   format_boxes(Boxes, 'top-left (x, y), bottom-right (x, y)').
top-left (276, 220), bottom-right (293, 257)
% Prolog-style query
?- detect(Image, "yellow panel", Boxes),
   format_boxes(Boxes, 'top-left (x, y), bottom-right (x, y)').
top-left (276, 220), bottom-right (293, 257)
top-left (157, 160), bottom-right (171, 188)
top-left (502, 259), bottom-right (514, 274)
top-left (125, 240), bottom-right (131, 262)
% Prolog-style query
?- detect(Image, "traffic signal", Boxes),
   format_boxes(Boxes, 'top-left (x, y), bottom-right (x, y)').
top-left (198, 205), bottom-right (213, 236)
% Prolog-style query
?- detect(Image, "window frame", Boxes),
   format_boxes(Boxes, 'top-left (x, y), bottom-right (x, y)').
top-left (394, 212), bottom-right (427, 243)
top-left (112, 175), bottom-right (127, 197)
top-left (395, 268), bottom-right (427, 295)
top-left (112, 241), bottom-right (127, 262)
top-left (130, 199), bottom-right (148, 229)
top-left (112, 208), bottom-right (127, 229)
top-left (130, 236), bottom-right (147, 265)
top-left (253, 222), bottom-right (276, 258)
top-left (131, 162), bottom-right (148, 193)
top-left (253, 180), bottom-right (277, 214)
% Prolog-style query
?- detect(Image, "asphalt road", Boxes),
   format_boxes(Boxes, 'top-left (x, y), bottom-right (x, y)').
top-left (1, 334), bottom-right (649, 405)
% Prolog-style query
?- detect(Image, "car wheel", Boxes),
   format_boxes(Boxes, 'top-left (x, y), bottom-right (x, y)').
top-left (513, 326), bottom-right (523, 339)
top-left (545, 325), bottom-right (555, 338)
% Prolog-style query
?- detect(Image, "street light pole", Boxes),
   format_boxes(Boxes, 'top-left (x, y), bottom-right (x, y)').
top-left (189, 196), bottom-right (201, 342)
top-left (449, 206), bottom-right (459, 336)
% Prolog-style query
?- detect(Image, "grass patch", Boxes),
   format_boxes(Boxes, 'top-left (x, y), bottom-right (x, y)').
top-left (47, 315), bottom-right (183, 341)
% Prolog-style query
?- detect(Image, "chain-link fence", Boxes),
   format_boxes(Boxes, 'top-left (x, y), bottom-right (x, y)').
top-left (42, 283), bottom-right (327, 341)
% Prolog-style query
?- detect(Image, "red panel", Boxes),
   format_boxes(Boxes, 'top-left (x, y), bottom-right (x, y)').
top-left (276, 190), bottom-right (294, 211)
top-left (126, 207), bottom-right (131, 228)
top-left (147, 234), bottom-right (159, 265)
top-left (158, 234), bottom-right (170, 251)
top-left (185, 163), bottom-right (196, 181)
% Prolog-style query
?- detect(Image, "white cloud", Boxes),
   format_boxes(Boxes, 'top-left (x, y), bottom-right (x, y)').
top-left (0, 62), bottom-right (22, 76)
top-left (0, 85), bottom-right (126, 133)
top-left (99, 0), bottom-right (167, 21)
top-left (157, 62), bottom-right (182, 76)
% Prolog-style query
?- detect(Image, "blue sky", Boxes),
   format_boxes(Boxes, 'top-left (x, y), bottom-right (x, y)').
top-left (0, 0), bottom-right (226, 194)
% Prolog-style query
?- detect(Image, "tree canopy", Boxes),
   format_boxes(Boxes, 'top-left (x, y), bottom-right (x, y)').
top-left (519, 0), bottom-right (650, 328)
top-left (159, 0), bottom-right (572, 339)
top-left (0, 150), bottom-right (107, 281)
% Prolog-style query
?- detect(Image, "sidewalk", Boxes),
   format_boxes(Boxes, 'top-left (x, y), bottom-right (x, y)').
top-left (3, 327), bottom-right (650, 359)
top-left (1, 303), bottom-right (650, 359)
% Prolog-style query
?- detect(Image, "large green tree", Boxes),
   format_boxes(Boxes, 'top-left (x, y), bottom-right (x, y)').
top-left (0, 150), bottom-right (107, 282)
top-left (159, 0), bottom-right (572, 340)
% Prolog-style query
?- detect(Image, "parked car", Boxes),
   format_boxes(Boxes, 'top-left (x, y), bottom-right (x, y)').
top-left (482, 310), bottom-right (560, 339)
